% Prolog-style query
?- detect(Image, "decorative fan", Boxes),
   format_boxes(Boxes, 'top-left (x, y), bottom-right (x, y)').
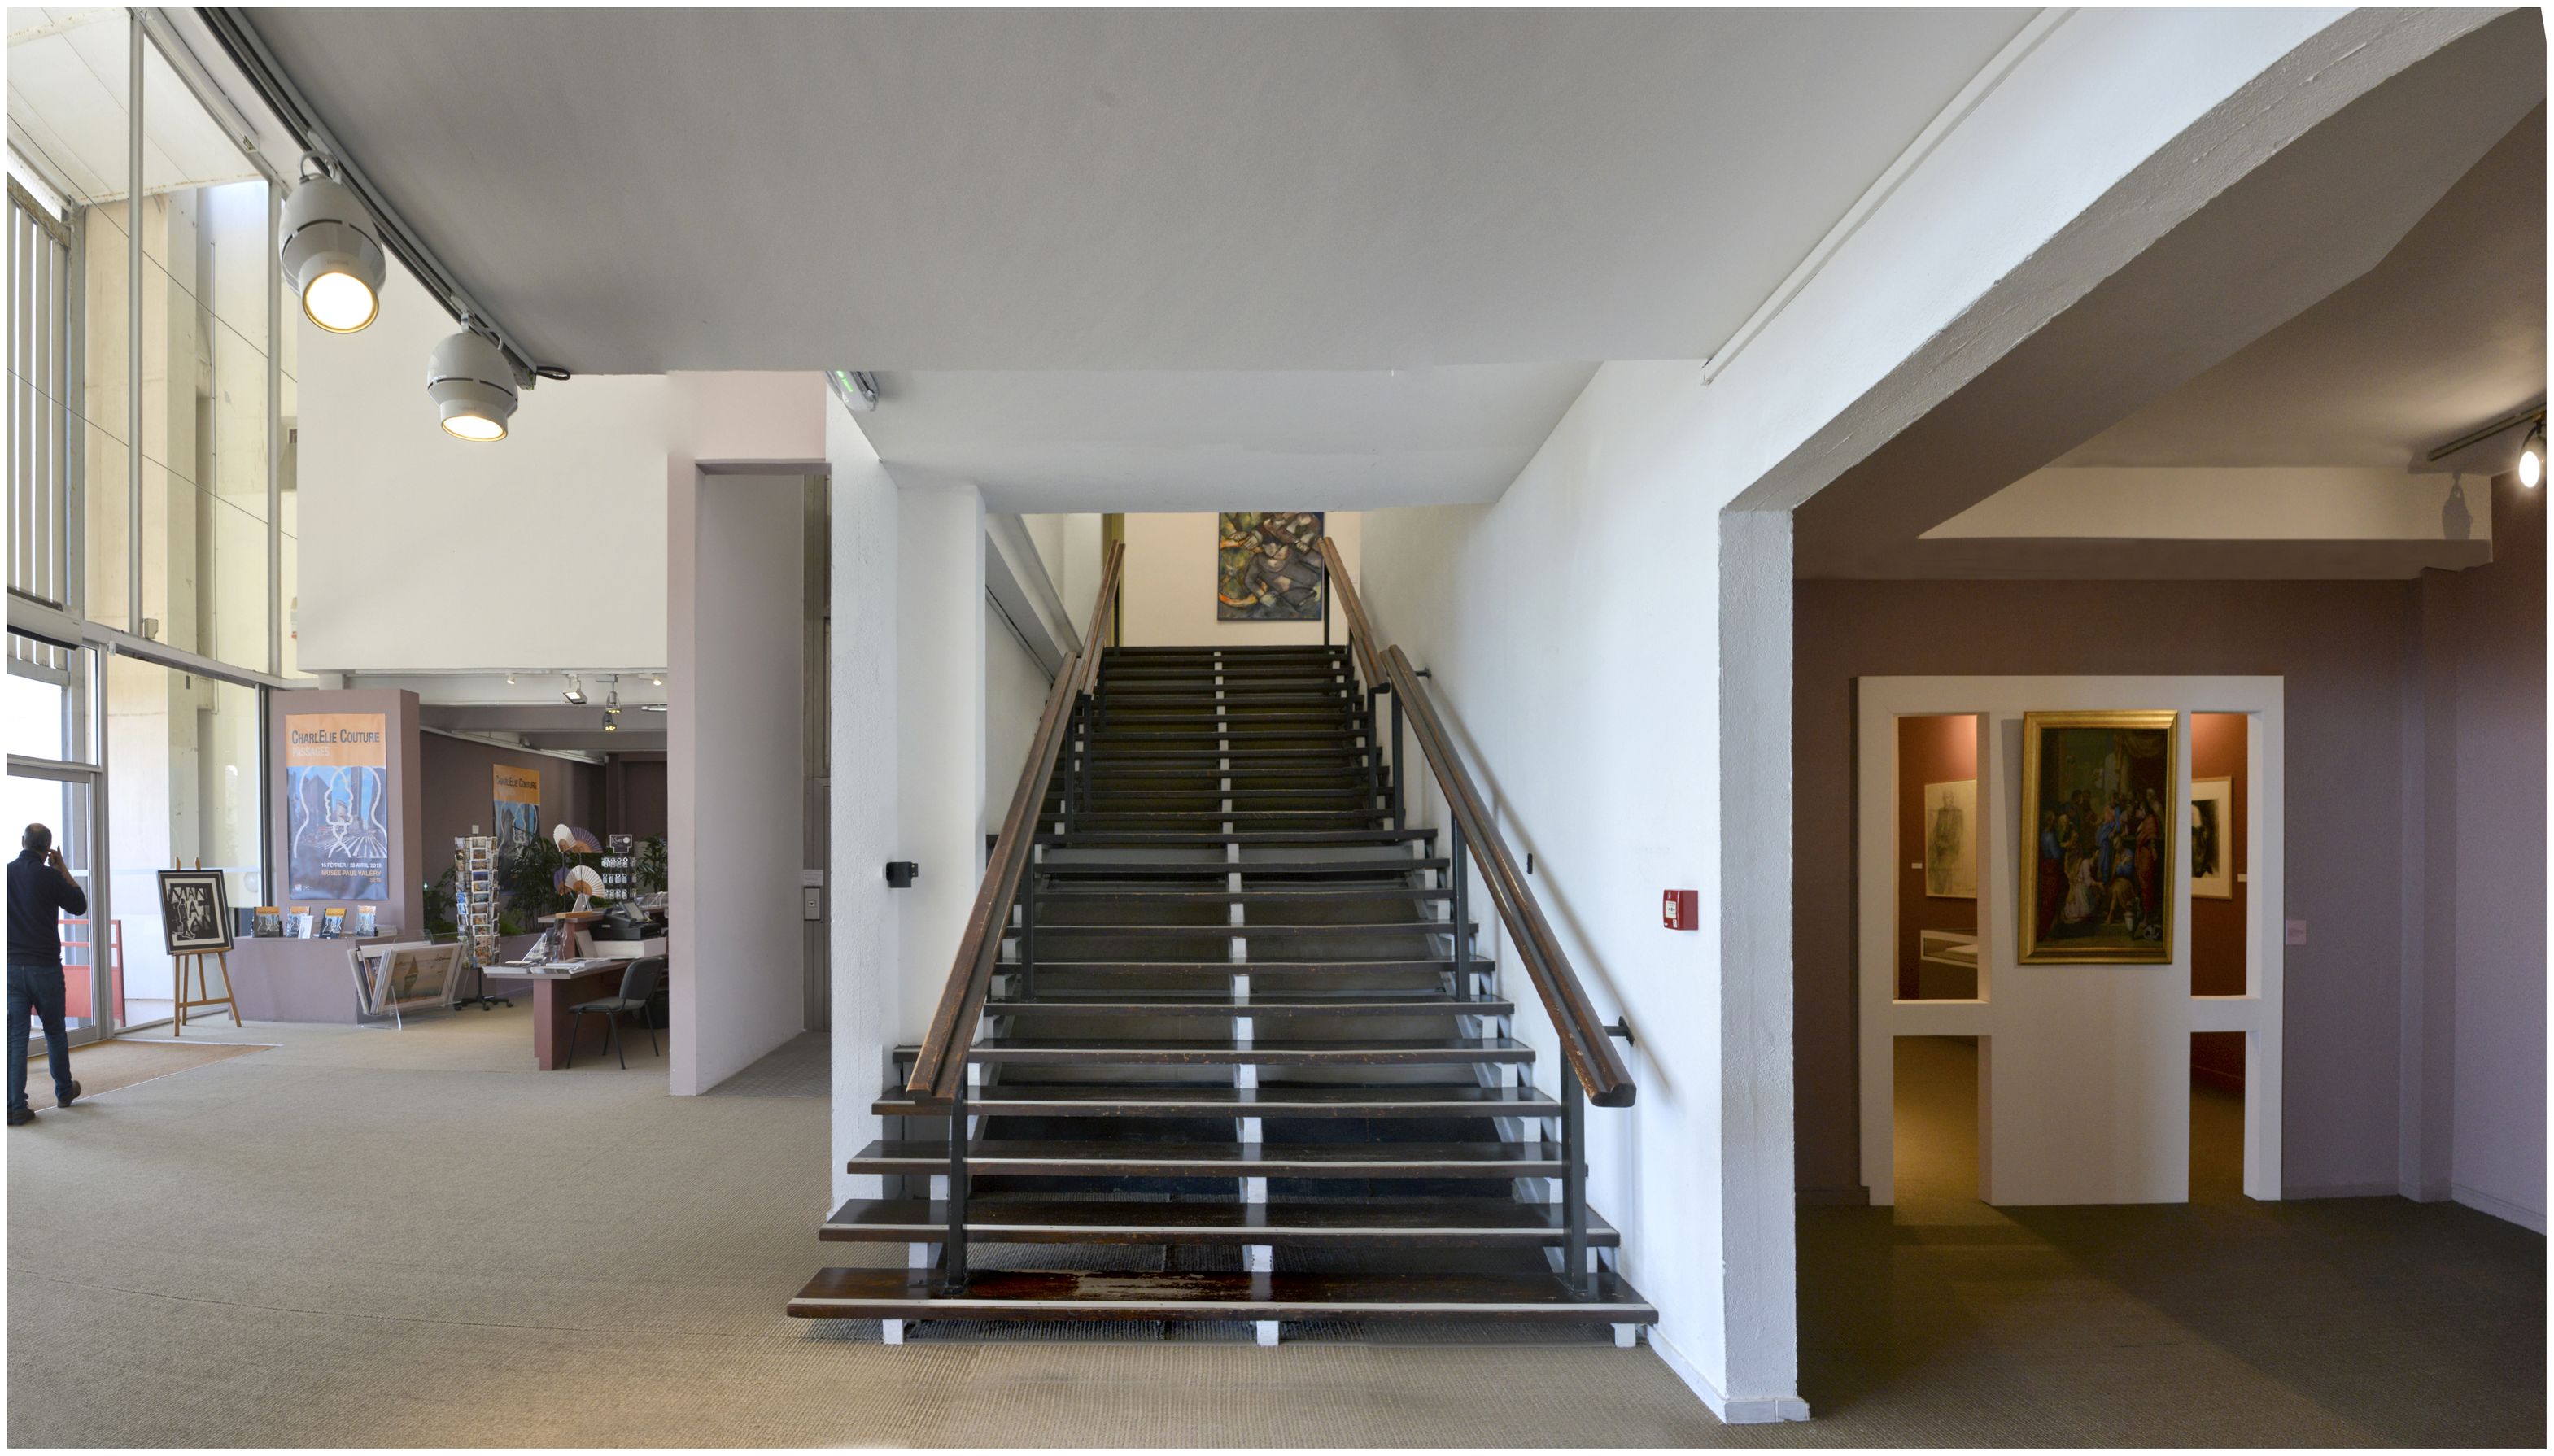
top-left (555, 863), bottom-right (606, 912)
top-left (552, 823), bottom-right (603, 853)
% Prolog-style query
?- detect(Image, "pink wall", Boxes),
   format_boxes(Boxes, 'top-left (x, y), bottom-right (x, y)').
top-left (1894, 715), bottom-right (1978, 997)
top-left (1796, 477), bottom-right (2544, 1220)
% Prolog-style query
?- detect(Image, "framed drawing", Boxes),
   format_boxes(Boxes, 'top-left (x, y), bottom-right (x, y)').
top-left (1216, 512), bottom-right (1326, 621)
top-left (2190, 776), bottom-right (2233, 900)
top-left (2019, 710), bottom-right (2177, 964)
top-left (1922, 778), bottom-right (1976, 899)
top-left (156, 869), bottom-right (234, 954)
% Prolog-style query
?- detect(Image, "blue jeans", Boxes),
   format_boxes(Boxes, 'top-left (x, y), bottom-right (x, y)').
top-left (9, 961), bottom-right (73, 1112)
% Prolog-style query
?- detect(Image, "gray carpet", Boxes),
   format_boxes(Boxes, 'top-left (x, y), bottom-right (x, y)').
top-left (6, 1017), bottom-right (2540, 1445)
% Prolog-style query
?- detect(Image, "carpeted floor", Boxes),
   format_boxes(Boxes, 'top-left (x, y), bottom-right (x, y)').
top-left (15, 1035), bottom-right (271, 1110)
top-left (5, 1016), bottom-right (2542, 1446)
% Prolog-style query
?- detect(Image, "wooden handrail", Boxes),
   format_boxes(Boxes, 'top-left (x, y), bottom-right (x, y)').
top-left (1318, 538), bottom-right (1383, 690)
top-left (1319, 537), bottom-right (1634, 1109)
top-left (906, 539), bottom-right (1126, 1103)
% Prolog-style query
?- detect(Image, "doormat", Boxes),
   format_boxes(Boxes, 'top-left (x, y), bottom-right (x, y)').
top-left (20, 1037), bottom-right (272, 1109)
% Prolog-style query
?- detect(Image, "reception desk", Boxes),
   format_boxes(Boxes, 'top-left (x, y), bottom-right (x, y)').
top-left (492, 961), bottom-right (635, 1070)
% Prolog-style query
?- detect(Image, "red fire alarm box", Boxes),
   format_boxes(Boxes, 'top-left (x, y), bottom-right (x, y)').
top-left (1661, 889), bottom-right (1698, 931)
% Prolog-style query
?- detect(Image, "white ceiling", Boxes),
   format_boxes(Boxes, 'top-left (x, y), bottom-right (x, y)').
top-left (860, 364), bottom-right (1598, 511)
top-left (242, 7), bottom-right (2032, 374)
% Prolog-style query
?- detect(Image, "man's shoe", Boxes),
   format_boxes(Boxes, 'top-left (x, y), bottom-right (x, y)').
top-left (57, 1080), bottom-right (79, 1107)
top-left (7, 1106), bottom-right (33, 1126)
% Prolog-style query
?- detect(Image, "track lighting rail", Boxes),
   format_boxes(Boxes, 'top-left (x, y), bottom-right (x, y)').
top-left (197, 7), bottom-right (563, 390)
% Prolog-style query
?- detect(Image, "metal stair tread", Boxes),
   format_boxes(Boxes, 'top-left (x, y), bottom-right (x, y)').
top-left (819, 1197), bottom-right (1620, 1245)
top-left (788, 1267), bottom-right (1656, 1323)
top-left (873, 1082), bottom-right (1561, 1118)
top-left (847, 1137), bottom-right (1565, 1177)
top-left (985, 995), bottom-right (1516, 1016)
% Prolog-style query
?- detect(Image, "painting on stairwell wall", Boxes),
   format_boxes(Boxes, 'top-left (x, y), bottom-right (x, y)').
top-left (1216, 512), bottom-right (1327, 620)
top-left (2018, 710), bottom-right (2178, 965)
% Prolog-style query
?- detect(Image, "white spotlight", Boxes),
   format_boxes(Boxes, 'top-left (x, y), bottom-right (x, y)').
top-left (561, 674), bottom-right (587, 706)
top-left (280, 164), bottom-right (386, 333)
top-left (2521, 424), bottom-right (2543, 490)
top-left (427, 329), bottom-right (519, 442)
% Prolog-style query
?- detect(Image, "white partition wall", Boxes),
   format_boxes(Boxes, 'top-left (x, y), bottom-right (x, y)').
top-left (1855, 676), bottom-right (2285, 1205)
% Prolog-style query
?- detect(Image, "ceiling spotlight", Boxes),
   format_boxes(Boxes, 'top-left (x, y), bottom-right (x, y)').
top-left (2521, 423), bottom-right (2543, 490)
top-left (427, 328), bottom-right (520, 442)
top-left (561, 674), bottom-right (586, 706)
top-left (638, 704), bottom-right (667, 713)
top-left (651, 674), bottom-right (663, 687)
top-left (280, 159), bottom-right (386, 333)
top-left (602, 710), bottom-right (619, 734)
top-left (503, 673), bottom-right (516, 686)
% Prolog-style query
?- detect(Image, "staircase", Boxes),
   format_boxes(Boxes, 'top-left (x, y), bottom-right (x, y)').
top-left (790, 544), bottom-right (1650, 1341)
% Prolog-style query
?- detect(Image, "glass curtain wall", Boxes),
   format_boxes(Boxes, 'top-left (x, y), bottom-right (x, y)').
top-left (10, 10), bottom-right (302, 1032)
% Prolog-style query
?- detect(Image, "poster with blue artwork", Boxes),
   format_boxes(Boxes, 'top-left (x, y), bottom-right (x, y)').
top-left (284, 713), bottom-right (391, 902)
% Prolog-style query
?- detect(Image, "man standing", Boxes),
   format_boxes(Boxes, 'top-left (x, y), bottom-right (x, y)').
top-left (8, 824), bottom-right (85, 1125)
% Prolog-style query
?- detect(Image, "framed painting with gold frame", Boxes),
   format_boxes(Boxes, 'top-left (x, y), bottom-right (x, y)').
top-left (2018, 710), bottom-right (2178, 964)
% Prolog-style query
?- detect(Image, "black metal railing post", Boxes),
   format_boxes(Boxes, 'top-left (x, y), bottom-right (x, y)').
top-left (1019, 870), bottom-right (1037, 1002)
top-left (1389, 690), bottom-right (1405, 828)
top-left (945, 1065), bottom-right (971, 1292)
top-left (1449, 821), bottom-right (1470, 985)
top-left (1562, 1064), bottom-right (1589, 1297)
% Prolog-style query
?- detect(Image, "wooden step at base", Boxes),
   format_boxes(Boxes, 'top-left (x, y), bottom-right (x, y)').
top-left (821, 1197), bottom-right (1619, 1245)
top-left (789, 1267), bottom-right (1656, 1325)
top-left (849, 1137), bottom-right (1565, 1179)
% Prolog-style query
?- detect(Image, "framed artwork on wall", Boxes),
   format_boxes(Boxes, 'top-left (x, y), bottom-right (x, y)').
top-left (1922, 778), bottom-right (1976, 899)
top-left (2018, 709), bottom-right (2178, 964)
top-left (156, 870), bottom-right (234, 955)
top-left (1216, 512), bottom-right (1326, 621)
top-left (2190, 775), bottom-right (2233, 900)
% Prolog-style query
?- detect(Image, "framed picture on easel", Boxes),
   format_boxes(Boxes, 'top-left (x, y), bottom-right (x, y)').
top-left (156, 870), bottom-right (233, 954)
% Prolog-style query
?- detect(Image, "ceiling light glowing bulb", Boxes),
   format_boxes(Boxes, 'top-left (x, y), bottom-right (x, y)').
top-left (2521, 425), bottom-right (2543, 489)
top-left (301, 269), bottom-right (379, 333)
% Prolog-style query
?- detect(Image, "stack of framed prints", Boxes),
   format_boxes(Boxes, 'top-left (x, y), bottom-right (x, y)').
top-left (347, 941), bottom-right (464, 1028)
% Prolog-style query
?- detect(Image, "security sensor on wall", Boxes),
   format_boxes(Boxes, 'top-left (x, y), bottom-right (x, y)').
top-left (827, 369), bottom-right (880, 414)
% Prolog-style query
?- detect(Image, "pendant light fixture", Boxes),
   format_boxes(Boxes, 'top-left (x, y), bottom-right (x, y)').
top-left (427, 325), bottom-right (520, 442)
top-left (2521, 421), bottom-right (2544, 490)
top-left (279, 156), bottom-right (388, 333)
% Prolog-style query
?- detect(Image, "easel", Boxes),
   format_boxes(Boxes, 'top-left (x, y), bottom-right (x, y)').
top-left (171, 857), bottom-right (243, 1036)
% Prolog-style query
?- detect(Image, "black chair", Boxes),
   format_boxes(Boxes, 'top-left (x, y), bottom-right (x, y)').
top-left (565, 956), bottom-right (666, 1070)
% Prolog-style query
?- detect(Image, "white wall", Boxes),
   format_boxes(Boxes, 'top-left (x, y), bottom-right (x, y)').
top-left (984, 597), bottom-right (1053, 834)
top-left (896, 483), bottom-right (988, 1040)
top-left (1853, 678), bottom-right (2286, 1208)
top-left (828, 412), bottom-right (902, 1209)
top-left (1117, 512), bottom-right (1360, 647)
top-left (299, 267), bottom-right (670, 672)
top-left (1022, 512), bottom-right (1105, 639)
top-left (666, 372), bottom-right (828, 1096)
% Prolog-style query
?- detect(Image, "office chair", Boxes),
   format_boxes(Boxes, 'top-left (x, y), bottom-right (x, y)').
top-left (564, 955), bottom-right (666, 1070)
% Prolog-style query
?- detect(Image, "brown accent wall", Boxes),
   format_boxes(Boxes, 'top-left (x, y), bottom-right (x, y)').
top-left (1894, 715), bottom-right (1980, 997)
top-left (604, 753), bottom-right (670, 839)
top-left (1797, 578), bottom-right (2417, 1203)
top-left (417, 736), bottom-right (604, 887)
